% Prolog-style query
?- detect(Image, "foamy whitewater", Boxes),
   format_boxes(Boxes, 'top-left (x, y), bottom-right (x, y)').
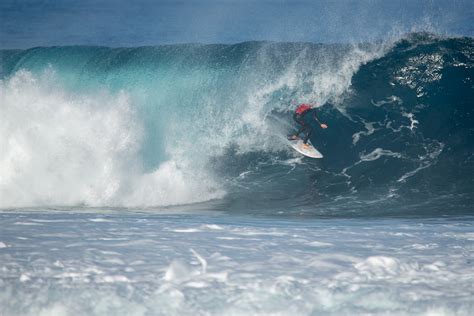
top-left (1, 33), bottom-right (473, 315)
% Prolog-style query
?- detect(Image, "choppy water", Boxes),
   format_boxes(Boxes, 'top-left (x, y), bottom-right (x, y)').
top-left (1, 210), bottom-right (473, 315)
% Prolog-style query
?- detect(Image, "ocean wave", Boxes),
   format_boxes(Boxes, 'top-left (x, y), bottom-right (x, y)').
top-left (1, 33), bottom-right (473, 214)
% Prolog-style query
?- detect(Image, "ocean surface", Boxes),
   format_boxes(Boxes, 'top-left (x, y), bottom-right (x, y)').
top-left (1, 33), bottom-right (473, 315)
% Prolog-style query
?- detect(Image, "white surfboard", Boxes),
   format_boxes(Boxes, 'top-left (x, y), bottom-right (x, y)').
top-left (288, 139), bottom-right (323, 158)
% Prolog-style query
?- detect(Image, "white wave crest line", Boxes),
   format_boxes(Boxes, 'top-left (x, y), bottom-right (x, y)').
top-left (340, 148), bottom-right (405, 191)
top-left (397, 142), bottom-right (445, 183)
top-left (385, 112), bottom-right (419, 133)
top-left (352, 120), bottom-right (377, 145)
top-left (360, 148), bottom-right (403, 162)
top-left (370, 95), bottom-right (403, 107)
top-left (402, 112), bottom-right (419, 131)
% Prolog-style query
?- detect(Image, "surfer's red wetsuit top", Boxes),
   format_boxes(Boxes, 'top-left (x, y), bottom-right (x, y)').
top-left (290, 103), bottom-right (318, 144)
top-left (295, 104), bottom-right (312, 115)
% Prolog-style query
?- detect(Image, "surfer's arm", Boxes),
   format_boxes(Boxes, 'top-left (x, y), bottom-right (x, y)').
top-left (312, 112), bottom-right (328, 129)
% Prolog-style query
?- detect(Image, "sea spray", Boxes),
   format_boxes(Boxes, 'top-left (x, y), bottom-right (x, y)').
top-left (0, 69), bottom-right (223, 207)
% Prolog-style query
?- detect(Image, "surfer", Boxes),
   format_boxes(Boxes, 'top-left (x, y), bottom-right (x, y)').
top-left (287, 103), bottom-right (328, 147)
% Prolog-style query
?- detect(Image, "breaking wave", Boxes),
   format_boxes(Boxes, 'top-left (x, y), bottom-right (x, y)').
top-left (1, 33), bottom-right (473, 215)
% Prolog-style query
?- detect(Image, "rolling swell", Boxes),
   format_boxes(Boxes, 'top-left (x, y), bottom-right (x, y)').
top-left (0, 33), bottom-right (473, 215)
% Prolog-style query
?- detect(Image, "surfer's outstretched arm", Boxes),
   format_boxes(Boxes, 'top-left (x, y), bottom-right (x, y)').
top-left (313, 111), bottom-right (328, 129)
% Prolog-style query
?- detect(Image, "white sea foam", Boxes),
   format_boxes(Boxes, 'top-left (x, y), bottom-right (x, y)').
top-left (360, 148), bottom-right (403, 161)
top-left (1, 212), bottom-right (472, 315)
top-left (371, 95), bottom-right (404, 107)
top-left (0, 70), bottom-right (224, 208)
top-left (352, 121), bottom-right (376, 145)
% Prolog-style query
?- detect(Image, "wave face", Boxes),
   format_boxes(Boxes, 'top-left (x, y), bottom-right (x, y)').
top-left (1, 34), bottom-right (473, 215)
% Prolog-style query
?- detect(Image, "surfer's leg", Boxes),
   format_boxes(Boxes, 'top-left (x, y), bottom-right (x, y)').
top-left (302, 127), bottom-right (313, 144)
top-left (296, 124), bottom-right (305, 136)
top-left (288, 121), bottom-right (305, 140)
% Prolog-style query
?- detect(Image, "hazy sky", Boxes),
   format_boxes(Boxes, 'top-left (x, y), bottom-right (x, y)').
top-left (1, 0), bottom-right (473, 48)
